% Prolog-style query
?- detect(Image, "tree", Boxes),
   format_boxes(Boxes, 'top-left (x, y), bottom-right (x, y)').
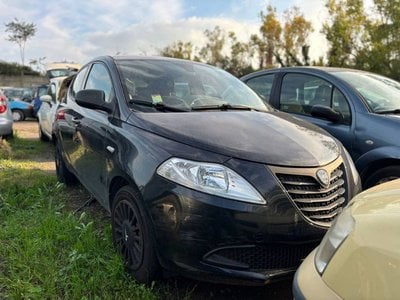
top-left (198, 26), bottom-right (228, 68)
top-left (281, 7), bottom-right (313, 66)
top-left (322, 0), bottom-right (366, 67)
top-left (225, 32), bottom-right (255, 77)
top-left (257, 5), bottom-right (313, 68)
top-left (159, 41), bottom-right (194, 60)
top-left (5, 18), bottom-right (36, 67)
top-left (259, 5), bottom-right (282, 68)
top-left (358, 0), bottom-right (400, 79)
top-left (29, 56), bottom-right (47, 75)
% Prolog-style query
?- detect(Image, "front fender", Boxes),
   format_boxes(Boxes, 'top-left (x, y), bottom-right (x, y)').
top-left (355, 146), bottom-right (400, 177)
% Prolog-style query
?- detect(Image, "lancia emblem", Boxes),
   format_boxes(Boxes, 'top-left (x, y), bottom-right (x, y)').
top-left (316, 169), bottom-right (330, 188)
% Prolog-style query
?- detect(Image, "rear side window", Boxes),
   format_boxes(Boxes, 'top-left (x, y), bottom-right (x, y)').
top-left (72, 66), bottom-right (89, 98)
top-left (245, 74), bottom-right (274, 103)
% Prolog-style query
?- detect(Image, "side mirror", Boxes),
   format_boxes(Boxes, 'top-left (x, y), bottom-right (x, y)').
top-left (40, 95), bottom-right (53, 103)
top-left (76, 89), bottom-right (112, 113)
top-left (311, 105), bottom-right (341, 123)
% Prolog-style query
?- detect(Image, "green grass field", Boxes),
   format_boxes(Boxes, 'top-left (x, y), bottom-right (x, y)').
top-left (0, 136), bottom-right (161, 299)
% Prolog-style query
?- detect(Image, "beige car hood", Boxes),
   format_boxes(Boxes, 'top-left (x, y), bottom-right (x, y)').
top-left (323, 179), bottom-right (400, 299)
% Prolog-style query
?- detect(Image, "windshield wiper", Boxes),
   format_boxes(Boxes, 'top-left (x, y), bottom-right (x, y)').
top-left (129, 98), bottom-right (189, 112)
top-left (192, 103), bottom-right (264, 112)
top-left (375, 109), bottom-right (400, 114)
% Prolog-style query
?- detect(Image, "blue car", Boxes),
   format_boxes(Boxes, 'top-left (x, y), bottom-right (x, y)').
top-left (3, 88), bottom-right (34, 121)
top-left (241, 67), bottom-right (400, 188)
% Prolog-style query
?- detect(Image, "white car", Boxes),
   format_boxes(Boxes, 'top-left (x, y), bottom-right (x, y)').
top-left (38, 75), bottom-right (74, 141)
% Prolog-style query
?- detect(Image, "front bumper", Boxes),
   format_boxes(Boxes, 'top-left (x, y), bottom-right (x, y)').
top-left (293, 248), bottom-right (341, 299)
top-left (22, 107), bottom-right (34, 119)
top-left (146, 176), bottom-right (326, 285)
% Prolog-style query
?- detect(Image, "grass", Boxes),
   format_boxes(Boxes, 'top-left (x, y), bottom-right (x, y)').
top-left (0, 136), bottom-right (160, 299)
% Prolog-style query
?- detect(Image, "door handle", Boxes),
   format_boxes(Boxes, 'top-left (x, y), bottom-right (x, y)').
top-left (106, 146), bottom-right (115, 154)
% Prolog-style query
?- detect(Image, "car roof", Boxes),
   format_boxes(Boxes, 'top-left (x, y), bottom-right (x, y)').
top-left (241, 66), bottom-right (370, 79)
top-left (90, 55), bottom-right (213, 69)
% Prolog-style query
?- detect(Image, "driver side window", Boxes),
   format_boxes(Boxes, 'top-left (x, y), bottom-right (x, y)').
top-left (280, 73), bottom-right (351, 125)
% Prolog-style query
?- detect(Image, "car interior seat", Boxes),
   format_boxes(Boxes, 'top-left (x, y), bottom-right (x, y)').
top-left (280, 83), bottom-right (304, 114)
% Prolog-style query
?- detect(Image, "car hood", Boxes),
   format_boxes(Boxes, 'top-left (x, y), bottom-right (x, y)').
top-left (130, 111), bottom-right (340, 167)
top-left (349, 179), bottom-right (400, 217)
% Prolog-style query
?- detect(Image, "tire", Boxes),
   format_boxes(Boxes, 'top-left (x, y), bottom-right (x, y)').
top-left (55, 141), bottom-right (77, 185)
top-left (12, 110), bottom-right (24, 121)
top-left (111, 186), bottom-right (160, 284)
top-left (1, 131), bottom-right (13, 140)
top-left (364, 165), bottom-right (400, 188)
top-left (39, 124), bottom-right (49, 142)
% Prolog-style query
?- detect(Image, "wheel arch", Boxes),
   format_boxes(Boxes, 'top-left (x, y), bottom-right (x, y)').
top-left (108, 175), bottom-right (141, 212)
top-left (356, 146), bottom-right (400, 180)
top-left (360, 158), bottom-right (400, 187)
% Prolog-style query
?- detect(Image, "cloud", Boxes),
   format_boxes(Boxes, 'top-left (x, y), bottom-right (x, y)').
top-left (83, 17), bottom-right (259, 60)
top-left (0, 0), bottom-right (328, 66)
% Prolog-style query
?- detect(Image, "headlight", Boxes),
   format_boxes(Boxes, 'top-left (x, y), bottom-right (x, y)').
top-left (342, 146), bottom-right (360, 186)
top-left (157, 157), bottom-right (265, 204)
top-left (314, 207), bottom-right (355, 274)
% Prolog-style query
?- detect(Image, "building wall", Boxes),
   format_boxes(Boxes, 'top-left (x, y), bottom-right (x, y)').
top-left (0, 75), bottom-right (48, 88)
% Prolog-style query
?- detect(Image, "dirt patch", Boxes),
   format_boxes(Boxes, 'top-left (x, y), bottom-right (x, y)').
top-left (13, 120), bottom-right (56, 172)
top-left (13, 120), bottom-right (41, 140)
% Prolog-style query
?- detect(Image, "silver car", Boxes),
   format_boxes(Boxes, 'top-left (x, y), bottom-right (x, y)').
top-left (0, 91), bottom-right (13, 138)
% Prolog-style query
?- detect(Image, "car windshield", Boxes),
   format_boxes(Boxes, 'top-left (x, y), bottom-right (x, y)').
top-left (335, 71), bottom-right (400, 113)
top-left (116, 59), bottom-right (270, 112)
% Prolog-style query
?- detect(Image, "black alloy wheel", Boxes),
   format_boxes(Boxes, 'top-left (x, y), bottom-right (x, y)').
top-left (112, 186), bottom-right (160, 284)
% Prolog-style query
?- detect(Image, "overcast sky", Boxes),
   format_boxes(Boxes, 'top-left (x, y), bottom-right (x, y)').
top-left (0, 0), bottom-right (329, 67)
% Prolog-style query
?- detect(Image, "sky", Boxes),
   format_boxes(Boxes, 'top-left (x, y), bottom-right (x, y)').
top-left (0, 0), bottom-right (329, 69)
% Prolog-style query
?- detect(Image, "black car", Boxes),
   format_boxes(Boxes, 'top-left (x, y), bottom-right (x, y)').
top-left (53, 56), bottom-right (361, 285)
top-left (241, 67), bottom-right (400, 188)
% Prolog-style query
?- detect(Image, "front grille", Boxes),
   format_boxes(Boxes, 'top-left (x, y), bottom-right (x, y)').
top-left (270, 157), bottom-right (348, 227)
top-left (204, 243), bottom-right (318, 271)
